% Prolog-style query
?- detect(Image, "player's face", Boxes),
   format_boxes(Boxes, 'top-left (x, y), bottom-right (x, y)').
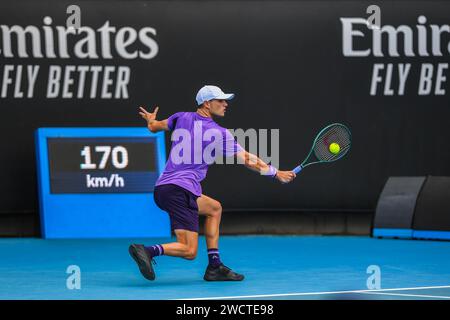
top-left (208, 99), bottom-right (228, 117)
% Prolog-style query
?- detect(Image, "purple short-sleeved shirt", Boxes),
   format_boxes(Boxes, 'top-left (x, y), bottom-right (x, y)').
top-left (155, 112), bottom-right (243, 196)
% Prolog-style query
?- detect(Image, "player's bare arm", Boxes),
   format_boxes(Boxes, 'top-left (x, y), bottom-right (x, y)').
top-left (236, 150), bottom-right (296, 184)
top-left (139, 106), bottom-right (169, 132)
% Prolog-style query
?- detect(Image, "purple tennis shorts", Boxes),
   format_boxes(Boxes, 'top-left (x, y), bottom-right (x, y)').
top-left (153, 184), bottom-right (200, 233)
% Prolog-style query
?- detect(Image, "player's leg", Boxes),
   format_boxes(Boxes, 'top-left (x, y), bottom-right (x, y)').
top-left (146, 183), bottom-right (200, 259)
top-left (129, 184), bottom-right (200, 280)
top-left (130, 229), bottom-right (198, 281)
top-left (129, 231), bottom-right (198, 281)
top-left (160, 229), bottom-right (198, 260)
top-left (197, 194), bottom-right (222, 250)
top-left (198, 194), bottom-right (244, 281)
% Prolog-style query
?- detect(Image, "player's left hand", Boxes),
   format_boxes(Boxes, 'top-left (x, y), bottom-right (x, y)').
top-left (139, 106), bottom-right (159, 124)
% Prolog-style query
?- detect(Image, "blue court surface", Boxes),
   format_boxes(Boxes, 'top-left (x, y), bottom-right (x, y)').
top-left (1, 236), bottom-right (450, 300)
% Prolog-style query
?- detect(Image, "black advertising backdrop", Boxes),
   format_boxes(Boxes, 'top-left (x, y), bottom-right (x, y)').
top-left (1, 0), bottom-right (449, 214)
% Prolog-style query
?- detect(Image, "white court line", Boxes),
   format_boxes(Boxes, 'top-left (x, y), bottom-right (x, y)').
top-left (363, 292), bottom-right (450, 300)
top-left (175, 284), bottom-right (450, 300)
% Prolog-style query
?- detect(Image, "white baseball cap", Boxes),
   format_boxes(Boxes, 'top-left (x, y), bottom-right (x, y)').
top-left (195, 85), bottom-right (235, 105)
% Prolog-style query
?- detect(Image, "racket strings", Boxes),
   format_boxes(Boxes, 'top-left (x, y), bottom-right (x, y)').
top-left (313, 125), bottom-right (351, 162)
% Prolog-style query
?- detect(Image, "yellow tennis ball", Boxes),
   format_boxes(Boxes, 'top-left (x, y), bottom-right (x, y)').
top-left (329, 143), bottom-right (340, 154)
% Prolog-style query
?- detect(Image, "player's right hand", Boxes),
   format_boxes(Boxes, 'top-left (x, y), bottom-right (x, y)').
top-left (139, 106), bottom-right (159, 124)
top-left (275, 171), bottom-right (296, 184)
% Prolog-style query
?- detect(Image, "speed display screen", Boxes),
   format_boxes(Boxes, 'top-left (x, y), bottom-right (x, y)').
top-left (35, 128), bottom-right (169, 238)
top-left (47, 137), bottom-right (159, 193)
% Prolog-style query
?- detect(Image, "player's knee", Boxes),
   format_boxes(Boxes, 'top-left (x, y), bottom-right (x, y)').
top-left (211, 200), bottom-right (222, 218)
top-left (184, 248), bottom-right (197, 260)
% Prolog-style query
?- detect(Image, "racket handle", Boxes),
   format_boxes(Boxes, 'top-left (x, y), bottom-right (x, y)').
top-left (293, 165), bottom-right (303, 174)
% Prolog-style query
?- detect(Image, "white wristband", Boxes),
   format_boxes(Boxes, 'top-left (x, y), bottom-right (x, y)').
top-left (263, 165), bottom-right (278, 178)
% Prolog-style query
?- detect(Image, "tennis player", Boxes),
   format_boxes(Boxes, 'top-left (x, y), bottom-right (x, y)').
top-left (129, 85), bottom-right (296, 281)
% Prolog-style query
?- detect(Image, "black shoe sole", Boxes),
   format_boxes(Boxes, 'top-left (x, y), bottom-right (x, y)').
top-left (204, 273), bottom-right (245, 281)
top-left (204, 276), bottom-right (245, 281)
top-left (129, 245), bottom-right (155, 281)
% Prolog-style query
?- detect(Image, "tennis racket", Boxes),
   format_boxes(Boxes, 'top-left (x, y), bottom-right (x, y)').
top-left (292, 123), bottom-right (351, 174)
